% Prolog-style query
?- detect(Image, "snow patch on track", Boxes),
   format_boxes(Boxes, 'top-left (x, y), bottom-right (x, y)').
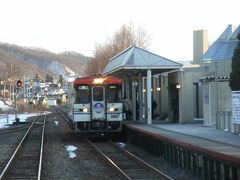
top-left (65, 145), bottom-right (78, 158)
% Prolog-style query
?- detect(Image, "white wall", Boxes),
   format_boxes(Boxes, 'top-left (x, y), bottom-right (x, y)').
top-left (179, 69), bottom-right (204, 123)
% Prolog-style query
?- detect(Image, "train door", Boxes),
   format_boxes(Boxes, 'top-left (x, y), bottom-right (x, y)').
top-left (91, 86), bottom-right (105, 120)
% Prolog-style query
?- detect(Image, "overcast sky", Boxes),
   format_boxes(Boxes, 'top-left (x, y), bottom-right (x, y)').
top-left (0, 0), bottom-right (239, 61)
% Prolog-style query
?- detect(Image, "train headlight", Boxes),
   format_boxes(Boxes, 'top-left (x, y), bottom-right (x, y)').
top-left (93, 78), bottom-right (104, 84)
top-left (109, 107), bottom-right (115, 112)
top-left (83, 108), bottom-right (88, 112)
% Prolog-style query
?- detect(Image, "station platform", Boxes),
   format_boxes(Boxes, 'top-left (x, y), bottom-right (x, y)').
top-left (123, 121), bottom-right (240, 165)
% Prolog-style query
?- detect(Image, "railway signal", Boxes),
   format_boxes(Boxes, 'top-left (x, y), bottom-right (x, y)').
top-left (16, 80), bottom-right (22, 87)
top-left (14, 80), bottom-right (23, 124)
top-left (16, 80), bottom-right (23, 93)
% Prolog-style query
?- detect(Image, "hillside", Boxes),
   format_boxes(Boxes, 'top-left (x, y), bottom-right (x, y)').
top-left (0, 43), bottom-right (92, 81)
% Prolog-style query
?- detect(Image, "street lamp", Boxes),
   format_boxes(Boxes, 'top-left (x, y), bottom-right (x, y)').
top-left (176, 84), bottom-right (181, 89)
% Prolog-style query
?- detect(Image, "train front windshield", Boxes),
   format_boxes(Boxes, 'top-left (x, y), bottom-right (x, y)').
top-left (106, 84), bottom-right (121, 103)
top-left (93, 87), bottom-right (103, 101)
top-left (75, 85), bottom-right (90, 103)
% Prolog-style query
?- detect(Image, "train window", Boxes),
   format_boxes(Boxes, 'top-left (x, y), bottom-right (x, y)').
top-left (78, 85), bottom-right (88, 90)
top-left (106, 84), bottom-right (121, 103)
top-left (93, 87), bottom-right (103, 101)
top-left (75, 85), bottom-right (89, 103)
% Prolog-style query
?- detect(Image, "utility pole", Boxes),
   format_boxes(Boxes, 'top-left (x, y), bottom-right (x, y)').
top-left (9, 64), bottom-right (13, 103)
top-left (24, 79), bottom-right (25, 109)
top-left (3, 82), bottom-right (6, 101)
top-left (24, 71), bottom-right (32, 112)
top-left (14, 87), bottom-right (18, 121)
top-left (26, 81), bottom-right (29, 112)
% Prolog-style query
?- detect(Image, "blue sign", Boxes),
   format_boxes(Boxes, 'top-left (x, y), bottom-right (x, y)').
top-left (93, 103), bottom-right (104, 113)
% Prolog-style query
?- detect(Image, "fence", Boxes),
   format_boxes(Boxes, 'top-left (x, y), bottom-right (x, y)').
top-left (217, 111), bottom-right (232, 131)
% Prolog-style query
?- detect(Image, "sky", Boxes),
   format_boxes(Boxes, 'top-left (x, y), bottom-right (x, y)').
top-left (0, 0), bottom-right (239, 61)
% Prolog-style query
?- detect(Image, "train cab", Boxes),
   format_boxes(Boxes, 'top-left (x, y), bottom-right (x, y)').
top-left (68, 76), bottom-right (123, 134)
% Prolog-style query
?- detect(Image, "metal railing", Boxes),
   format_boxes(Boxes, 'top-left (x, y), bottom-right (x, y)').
top-left (217, 111), bottom-right (232, 131)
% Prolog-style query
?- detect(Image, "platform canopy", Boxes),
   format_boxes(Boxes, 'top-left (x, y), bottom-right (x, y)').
top-left (102, 46), bottom-right (182, 76)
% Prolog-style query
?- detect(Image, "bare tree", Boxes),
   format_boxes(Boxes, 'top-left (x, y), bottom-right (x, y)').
top-left (86, 23), bottom-right (150, 75)
top-left (112, 23), bottom-right (149, 52)
top-left (86, 58), bottom-right (98, 75)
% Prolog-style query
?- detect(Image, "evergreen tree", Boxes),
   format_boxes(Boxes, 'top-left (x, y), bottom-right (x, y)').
top-left (45, 74), bottom-right (54, 83)
top-left (49, 75), bottom-right (53, 83)
top-left (35, 73), bottom-right (40, 82)
top-left (45, 74), bottom-right (50, 82)
top-left (229, 33), bottom-right (240, 91)
top-left (35, 73), bottom-right (39, 79)
top-left (58, 74), bottom-right (63, 87)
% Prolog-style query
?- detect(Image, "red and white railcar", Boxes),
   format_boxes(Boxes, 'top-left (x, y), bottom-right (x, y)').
top-left (68, 75), bottom-right (123, 134)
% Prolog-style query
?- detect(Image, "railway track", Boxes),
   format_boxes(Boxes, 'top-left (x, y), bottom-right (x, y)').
top-left (55, 108), bottom-right (70, 125)
top-left (0, 115), bottom-right (47, 180)
top-left (85, 138), bottom-right (174, 180)
top-left (57, 107), bottom-right (174, 179)
top-left (0, 125), bottom-right (30, 134)
top-left (0, 123), bottom-right (46, 134)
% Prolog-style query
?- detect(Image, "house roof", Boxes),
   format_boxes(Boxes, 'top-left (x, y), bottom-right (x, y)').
top-left (201, 24), bottom-right (240, 62)
top-left (102, 46), bottom-right (182, 75)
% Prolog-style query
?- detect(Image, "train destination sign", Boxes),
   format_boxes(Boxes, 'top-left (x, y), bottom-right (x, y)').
top-left (232, 91), bottom-right (240, 124)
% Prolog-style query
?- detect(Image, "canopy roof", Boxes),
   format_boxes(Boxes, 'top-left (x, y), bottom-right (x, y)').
top-left (201, 24), bottom-right (240, 62)
top-left (102, 46), bottom-right (182, 76)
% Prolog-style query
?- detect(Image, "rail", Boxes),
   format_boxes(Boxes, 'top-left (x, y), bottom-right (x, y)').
top-left (56, 108), bottom-right (70, 125)
top-left (85, 138), bottom-right (131, 179)
top-left (109, 140), bottom-right (173, 180)
top-left (0, 115), bottom-right (46, 179)
top-left (85, 138), bottom-right (174, 180)
top-left (0, 124), bottom-right (43, 134)
top-left (38, 115), bottom-right (47, 180)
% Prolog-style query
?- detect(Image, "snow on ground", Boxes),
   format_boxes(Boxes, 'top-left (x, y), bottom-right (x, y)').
top-left (65, 145), bottom-right (78, 158)
top-left (0, 101), bottom-right (14, 110)
top-left (117, 142), bottom-right (127, 148)
top-left (0, 112), bottom-right (51, 128)
top-left (54, 121), bottom-right (59, 126)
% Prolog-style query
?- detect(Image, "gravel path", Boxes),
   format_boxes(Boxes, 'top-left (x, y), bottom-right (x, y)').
top-left (41, 113), bottom-right (120, 180)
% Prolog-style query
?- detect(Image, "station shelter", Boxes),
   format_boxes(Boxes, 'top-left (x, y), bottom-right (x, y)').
top-left (102, 46), bottom-right (182, 124)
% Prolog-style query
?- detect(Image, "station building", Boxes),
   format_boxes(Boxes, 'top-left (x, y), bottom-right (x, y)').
top-left (199, 24), bottom-right (240, 133)
top-left (102, 24), bottom-right (240, 134)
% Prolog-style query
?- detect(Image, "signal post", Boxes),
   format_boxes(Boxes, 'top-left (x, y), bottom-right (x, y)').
top-left (15, 80), bottom-right (22, 123)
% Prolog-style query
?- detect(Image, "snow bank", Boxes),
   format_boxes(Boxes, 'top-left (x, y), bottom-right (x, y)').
top-left (0, 101), bottom-right (13, 110)
top-left (0, 111), bottom-right (51, 128)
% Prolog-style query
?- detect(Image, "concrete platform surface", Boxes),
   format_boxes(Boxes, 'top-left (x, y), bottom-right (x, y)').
top-left (152, 123), bottom-right (240, 147)
top-left (124, 122), bottom-right (240, 163)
